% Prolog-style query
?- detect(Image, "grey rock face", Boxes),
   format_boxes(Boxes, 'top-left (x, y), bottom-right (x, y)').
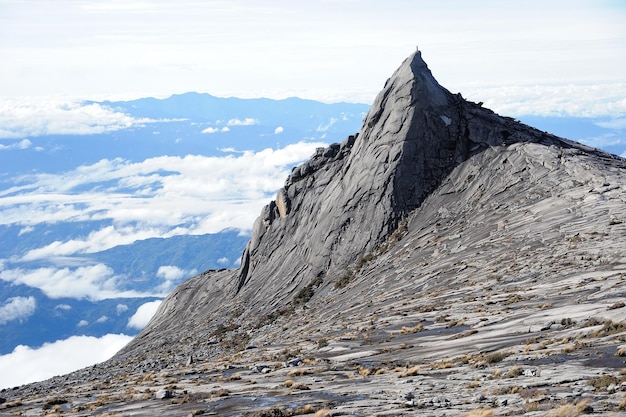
top-left (232, 51), bottom-right (596, 314)
top-left (116, 50), bottom-right (624, 363)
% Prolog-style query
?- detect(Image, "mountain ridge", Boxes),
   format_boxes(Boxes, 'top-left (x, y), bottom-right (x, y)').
top-left (118, 51), bottom-right (623, 357)
top-left (3, 50), bottom-right (626, 416)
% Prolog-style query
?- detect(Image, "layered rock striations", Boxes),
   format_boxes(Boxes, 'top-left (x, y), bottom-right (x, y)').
top-left (6, 50), bottom-right (626, 416)
top-left (234, 50), bottom-right (611, 313)
top-left (121, 51), bottom-right (622, 359)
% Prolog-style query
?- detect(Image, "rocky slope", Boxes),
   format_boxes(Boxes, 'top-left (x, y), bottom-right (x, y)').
top-left (3, 50), bottom-right (626, 416)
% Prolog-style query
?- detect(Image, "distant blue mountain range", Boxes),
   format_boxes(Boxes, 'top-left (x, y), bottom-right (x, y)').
top-left (4, 93), bottom-right (370, 176)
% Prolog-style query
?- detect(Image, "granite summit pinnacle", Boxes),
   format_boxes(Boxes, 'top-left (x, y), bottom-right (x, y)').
top-left (6, 50), bottom-right (626, 417)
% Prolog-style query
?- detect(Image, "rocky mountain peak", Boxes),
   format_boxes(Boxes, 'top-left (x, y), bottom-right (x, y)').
top-left (5, 50), bottom-right (626, 417)
top-left (233, 50), bottom-right (565, 310)
top-left (235, 51), bottom-right (455, 305)
top-left (113, 49), bottom-right (623, 371)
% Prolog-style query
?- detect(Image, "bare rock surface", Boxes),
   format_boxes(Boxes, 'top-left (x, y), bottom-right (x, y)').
top-left (3, 51), bottom-right (626, 416)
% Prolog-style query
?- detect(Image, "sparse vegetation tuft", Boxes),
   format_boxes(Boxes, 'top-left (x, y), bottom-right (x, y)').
top-left (505, 365), bottom-right (524, 378)
top-left (334, 273), bottom-right (353, 289)
top-left (317, 337), bottom-right (329, 348)
top-left (255, 307), bottom-right (294, 328)
top-left (590, 320), bottom-right (626, 337)
top-left (287, 368), bottom-right (313, 377)
top-left (42, 398), bottom-right (68, 410)
top-left (397, 365), bottom-right (420, 378)
top-left (356, 253), bottom-right (375, 270)
top-left (546, 399), bottom-right (592, 416)
top-left (485, 351), bottom-right (510, 364)
top-left (464, 407), bottom-right (493, 417)
top-left (293, 275), bottom-right (324, 305)
top-left (588, 374), bottom-right (618, 390)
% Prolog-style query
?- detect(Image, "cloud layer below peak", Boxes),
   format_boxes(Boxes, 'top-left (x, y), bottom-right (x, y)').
top-left (0, 99), bottom-right (174, 139)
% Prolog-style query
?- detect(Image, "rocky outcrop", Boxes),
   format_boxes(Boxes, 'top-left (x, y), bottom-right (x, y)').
top-left (115, 50), bottom-right (624, 364)
top-left (232, 50), bottom-right (610, 313)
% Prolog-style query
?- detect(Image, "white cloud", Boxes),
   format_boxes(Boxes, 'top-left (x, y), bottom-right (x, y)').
top-left (0, 264), bottom-right (147, 301)
top-left (221, 126), bottom-right (230, 132)
top-left (578, 132), bottom-right (626, 149)
top-left (54, 304), bottom-right (72, 311)
top-left (621, 150), bottom-right (626, 158)
top-left (0, 141), bottom-right (327, 259)
top-left (217, 257), bottom-right (229, 265)
top-left (595, 118), bottom-right (626, 130)
top-left (0, 139), bottom-right (32, 150)
top-left (127, 300), bottom-right (162, 330)
top-left (0, 333), bottom-right (133, 389)
top-left (462, 83), bottom-right (626, 118)
top-left (17, 225), bottom-right (34, 236)
top-left (0, 296), bottom-right (36, 325)
top-left (116, 304), bottom-right (129, 315)
top-left (156, 266), bottom-right (196, 294)
top-left (219, 147), bottom-right (237, 153)
top-left (227, 118), bottom-right (258, 126)
top-left (77, 320), bottom-right (89, 327)
top-left (317, 117), bottom-right (337, 132)
top-left (19, 225), bottom-right (166, 261)
top-left (274, 126), bottom-right (284, 134)
top-left (96, 315), bottom-right (108, 323)
top-left (156, 265), bottom-right (188, 281)
top-left (0, 99), bottom-right (162, 138)
top-left (201, 126), bottom-right (220, 134)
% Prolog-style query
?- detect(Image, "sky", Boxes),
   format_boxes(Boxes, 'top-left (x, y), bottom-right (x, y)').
top-left (1, 0), bottom-right (626, 389)
top-left (0, 0), bottom-right (624, 113)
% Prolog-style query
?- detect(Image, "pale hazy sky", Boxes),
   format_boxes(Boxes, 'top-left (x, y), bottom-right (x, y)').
top-left (1, 0), bottom-right (625, 109)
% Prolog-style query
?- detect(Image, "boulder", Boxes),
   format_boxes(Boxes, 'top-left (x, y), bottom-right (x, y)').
top-left (155, 389), bottom-right (172, 400)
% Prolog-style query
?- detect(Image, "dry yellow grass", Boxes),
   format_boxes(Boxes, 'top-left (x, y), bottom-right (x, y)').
top-left (295, 404), bottom-right (317, 414)
top-left (287, 368), bottom-right (312, 377)
top-left (546, 399), bottom-right (592, 417)
top-left (313, 410), bottom-right (331, 417)
top-left (432, 360), bottom-right (455, 369)
top-left (505, 365), bottom-right (523, 378)
top-left (547, 404), bottom-right (579, 417)
top-left (400, 323), bottom-right (424, 334)
top-left (464, 407), bottom-right (493, 417)
top-left (397, 365), bottom-right (420, 378)
top-left (141, 373), bottom-right (156, 383)
top-left (467, 380), bottom-right (481, 389)
top-left (214, 389), bottom-right (230, 397)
